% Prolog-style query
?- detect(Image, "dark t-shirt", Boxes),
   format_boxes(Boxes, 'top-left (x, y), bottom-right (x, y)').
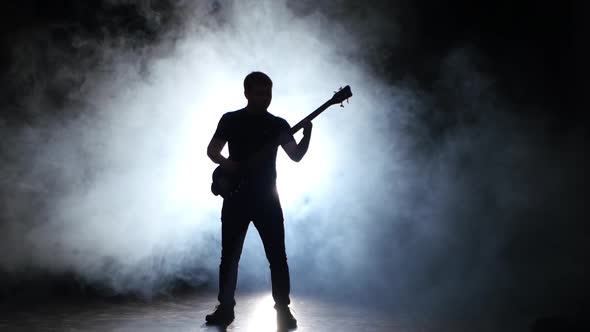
top-left (213, 108), bottom-right (295, 192)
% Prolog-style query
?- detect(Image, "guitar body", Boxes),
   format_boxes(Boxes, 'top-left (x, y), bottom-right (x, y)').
top-left (211, 165), bottom-right (242, 198)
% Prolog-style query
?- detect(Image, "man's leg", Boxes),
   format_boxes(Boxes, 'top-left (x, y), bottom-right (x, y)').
top-left (207, 215), bottom-right (249, 325)
top-left (253, 215), bottom-right (290, 307)
top-left (218, 216), bottom-right (249, 308)
top-left (254, 213), bottom-right (297, 328)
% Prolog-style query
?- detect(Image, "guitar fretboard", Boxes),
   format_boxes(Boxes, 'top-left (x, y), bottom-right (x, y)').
top-left (289, 100), bottom-right (332, 135)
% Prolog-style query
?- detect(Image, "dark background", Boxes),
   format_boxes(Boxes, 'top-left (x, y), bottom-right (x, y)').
top-left (0, 1), bottom-right (583, 118)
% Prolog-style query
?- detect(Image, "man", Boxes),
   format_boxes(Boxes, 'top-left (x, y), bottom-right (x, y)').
top-left (206, 71), bottom-right (312, 328)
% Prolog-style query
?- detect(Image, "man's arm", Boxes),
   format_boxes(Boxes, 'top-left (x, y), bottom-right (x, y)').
top-left (207, 137), bottom-right (239, 172)
top-left (281, 122), bottom-right (312, 162)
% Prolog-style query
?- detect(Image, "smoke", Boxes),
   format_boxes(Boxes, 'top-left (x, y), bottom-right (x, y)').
top-left (0, 0), bottom-right (587, 317)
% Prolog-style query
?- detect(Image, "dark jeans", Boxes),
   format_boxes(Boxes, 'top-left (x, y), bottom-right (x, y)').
top-left (217, 188), bottom-right (291, 308)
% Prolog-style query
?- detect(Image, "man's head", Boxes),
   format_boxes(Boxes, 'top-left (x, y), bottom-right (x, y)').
top-left (244, 71), bottom-right (272, 111)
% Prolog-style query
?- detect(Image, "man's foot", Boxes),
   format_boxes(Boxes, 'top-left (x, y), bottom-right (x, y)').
top-left (275, 305), bottom-right (297, 329)
top-left (205, 305), bottom-right (235, 326)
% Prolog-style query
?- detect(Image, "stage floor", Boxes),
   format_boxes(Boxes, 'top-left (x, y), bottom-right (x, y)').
top-left (0, 290), bottom-right (532, 332)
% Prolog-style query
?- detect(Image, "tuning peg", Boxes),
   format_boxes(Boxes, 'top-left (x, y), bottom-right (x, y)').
top-left (340, 97), bottom-right (351, 107)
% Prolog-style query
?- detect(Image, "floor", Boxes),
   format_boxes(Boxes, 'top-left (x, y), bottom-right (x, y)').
top-left (0, 290), bottom-right (535, 332)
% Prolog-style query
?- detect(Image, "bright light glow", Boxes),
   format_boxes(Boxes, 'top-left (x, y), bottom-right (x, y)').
top-left (277, 129), bottom-right (335, 210)
top-left (18, 0), bottom-right (376, 293)
top-left (244, 293), bottom-right (277, 332)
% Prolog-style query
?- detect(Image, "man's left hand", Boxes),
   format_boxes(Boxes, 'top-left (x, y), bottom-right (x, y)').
top-left (303, 122), bottom-right (313, 137)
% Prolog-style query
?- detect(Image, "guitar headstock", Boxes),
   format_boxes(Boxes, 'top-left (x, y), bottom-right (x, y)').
top-left (329, 85), bottom-right (353, 107)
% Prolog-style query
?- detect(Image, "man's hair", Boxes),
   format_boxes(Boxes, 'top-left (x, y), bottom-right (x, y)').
top-left (244, 71), bottom-right (272, 93)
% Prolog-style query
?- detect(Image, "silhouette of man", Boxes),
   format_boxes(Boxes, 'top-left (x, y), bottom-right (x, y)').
top-left (206, 71), bottom-right (312, 328)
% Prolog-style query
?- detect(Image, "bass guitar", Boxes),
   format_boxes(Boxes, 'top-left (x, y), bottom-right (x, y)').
top-left (211, 85), bottom-right (352, 198)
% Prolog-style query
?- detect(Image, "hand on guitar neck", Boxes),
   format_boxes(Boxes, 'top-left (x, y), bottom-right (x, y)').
top-left (302, 121), bottom-right (313, 137)
top-left (281, 121), bottom-right (312, 162)
top-left (278, 121), bottom-right (312, 146)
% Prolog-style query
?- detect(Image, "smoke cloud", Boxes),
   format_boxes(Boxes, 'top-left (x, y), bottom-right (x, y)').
top-left (0, 0), bottom-right (586, 317)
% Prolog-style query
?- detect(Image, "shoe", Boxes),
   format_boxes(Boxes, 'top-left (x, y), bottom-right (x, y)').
top-left (276, 305), bottom-right (297, 329)
top-left (205, 305), bottom-right (235, 326)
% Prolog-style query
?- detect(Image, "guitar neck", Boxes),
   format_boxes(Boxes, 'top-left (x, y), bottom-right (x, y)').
top-left (289, 100), bottom-right (333, 135)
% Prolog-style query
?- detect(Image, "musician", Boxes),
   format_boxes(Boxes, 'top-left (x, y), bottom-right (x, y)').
top-left (206, 71), bottom-right (312, 328)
